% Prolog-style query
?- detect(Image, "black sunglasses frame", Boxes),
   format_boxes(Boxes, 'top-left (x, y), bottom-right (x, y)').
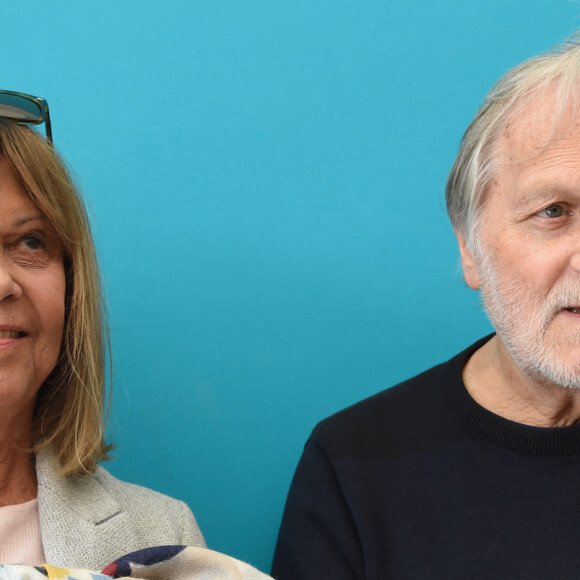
top-left (0, 90), bottom-right (52, 142)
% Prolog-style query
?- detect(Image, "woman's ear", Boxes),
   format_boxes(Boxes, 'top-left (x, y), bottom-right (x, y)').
top-left (455, 230), bottom-right (480, 290)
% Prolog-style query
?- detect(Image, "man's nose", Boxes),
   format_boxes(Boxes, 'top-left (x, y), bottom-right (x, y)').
top-left (0, 258), bottom-right (22, 302)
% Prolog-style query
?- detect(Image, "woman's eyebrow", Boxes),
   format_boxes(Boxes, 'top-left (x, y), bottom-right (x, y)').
top-left (13, 214), bottom-right (46, 227)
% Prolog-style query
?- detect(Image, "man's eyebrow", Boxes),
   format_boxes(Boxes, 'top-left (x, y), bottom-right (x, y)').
top-left (516, 183), bottom-right (580, 204)
top-left (13, 214), bottom-right (47, 227)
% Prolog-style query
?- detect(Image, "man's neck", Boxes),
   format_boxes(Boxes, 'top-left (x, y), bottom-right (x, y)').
top-left (462, 335), bottom-right (580, 428)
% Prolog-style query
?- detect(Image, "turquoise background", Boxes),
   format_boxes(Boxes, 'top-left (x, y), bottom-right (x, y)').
top-left (2, 2), bottom-right (579, 572)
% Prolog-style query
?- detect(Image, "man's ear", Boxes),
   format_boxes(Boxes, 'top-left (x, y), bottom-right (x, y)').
top-left (455, 230), bottom-right (480, 290)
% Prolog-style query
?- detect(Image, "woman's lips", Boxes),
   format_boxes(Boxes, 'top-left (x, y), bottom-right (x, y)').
top-left (0, 330), bottom-right (26, 339)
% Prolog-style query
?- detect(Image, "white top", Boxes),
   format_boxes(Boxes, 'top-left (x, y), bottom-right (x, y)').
top-left (0, 498), bottom-right (45, 565)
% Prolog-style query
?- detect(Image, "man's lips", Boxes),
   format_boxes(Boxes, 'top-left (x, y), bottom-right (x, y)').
top-left (564, 307), bottom-right (580, 314)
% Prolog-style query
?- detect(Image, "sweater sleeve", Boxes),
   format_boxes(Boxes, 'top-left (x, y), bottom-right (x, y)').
top-left (271, 435), bottom-right (364, 580)
top-left (177, 499), bottom-right (207, 548)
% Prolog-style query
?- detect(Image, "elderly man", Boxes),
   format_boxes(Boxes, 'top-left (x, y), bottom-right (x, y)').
top-left (271, 36), bottom-right (580, 579)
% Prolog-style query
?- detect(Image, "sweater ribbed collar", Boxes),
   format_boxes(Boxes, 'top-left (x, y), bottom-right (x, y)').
top-left (447, 335), bottom-right (580, 457)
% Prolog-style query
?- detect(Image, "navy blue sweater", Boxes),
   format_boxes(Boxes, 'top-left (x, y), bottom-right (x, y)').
top-left (272, 336), bottom-right (580, 579)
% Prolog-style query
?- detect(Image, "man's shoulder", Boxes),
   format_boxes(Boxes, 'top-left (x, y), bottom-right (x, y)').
top-left (311, 362), bottom-right (448, 456)
top-left (310, 336), bottom-right (491, 459)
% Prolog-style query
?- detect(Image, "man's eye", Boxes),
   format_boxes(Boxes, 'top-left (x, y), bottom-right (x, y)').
top-left (538, 204), bottom-right (567, 218)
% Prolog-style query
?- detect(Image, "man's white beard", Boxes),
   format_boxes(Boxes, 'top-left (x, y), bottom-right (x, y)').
top-left (475, 245), bottom-right (580, 389)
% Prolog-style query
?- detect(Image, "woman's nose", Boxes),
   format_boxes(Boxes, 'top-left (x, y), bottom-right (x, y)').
top-left (0, 258), bottom-right (22, 301)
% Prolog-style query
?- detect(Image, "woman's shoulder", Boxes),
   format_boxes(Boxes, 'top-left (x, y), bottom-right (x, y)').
top-left (93, 464), bottom-right (185, 507)
top-left (36, 448), bottom-right (205, 550)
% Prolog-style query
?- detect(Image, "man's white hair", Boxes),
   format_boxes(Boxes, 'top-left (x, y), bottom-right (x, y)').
top-left (446, 33), bottom-right (580, 248)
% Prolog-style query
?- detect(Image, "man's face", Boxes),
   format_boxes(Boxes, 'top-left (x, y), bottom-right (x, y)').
top-left (458, 92), bottom-right (580, 389)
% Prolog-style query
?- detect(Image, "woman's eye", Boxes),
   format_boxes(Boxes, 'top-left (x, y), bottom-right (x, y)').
top-left (7, 231), bottom-right (57, 268)
top-left (22, 235), bottom-right (44, 250)
top-left (538, 204), bottom-right (567, 218)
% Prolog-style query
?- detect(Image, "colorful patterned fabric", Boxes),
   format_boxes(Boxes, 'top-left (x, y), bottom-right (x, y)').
top-left (0, 564), bottom-right (109, 579)
top-left (0, 546), bottom-right (271, 580)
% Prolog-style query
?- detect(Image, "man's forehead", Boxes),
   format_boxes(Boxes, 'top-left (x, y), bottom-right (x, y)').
top-left (497, 89), bottom-right (580, 161)
top-left (478, 89), bottom-right (580, 214)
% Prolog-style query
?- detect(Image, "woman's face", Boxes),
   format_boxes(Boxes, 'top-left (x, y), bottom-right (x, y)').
top-left (0, 159), bottom-right (65, 428)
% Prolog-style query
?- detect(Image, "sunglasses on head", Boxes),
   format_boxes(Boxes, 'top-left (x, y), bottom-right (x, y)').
top-left (0, 90), bottom-right (52, 142)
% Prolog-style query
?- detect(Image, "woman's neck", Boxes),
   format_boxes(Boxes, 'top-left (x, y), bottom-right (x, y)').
top-left (0, 414), bottom-right (37, 507)
top-left (0, 447), bottom-right (36, 507)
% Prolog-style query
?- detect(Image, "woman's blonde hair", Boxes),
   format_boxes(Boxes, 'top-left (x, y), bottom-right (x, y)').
top-left (0, 121), bottom-right (110, 475)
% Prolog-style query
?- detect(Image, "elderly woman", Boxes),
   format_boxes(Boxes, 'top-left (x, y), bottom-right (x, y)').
top-left (0, 91), bottom-right (205, 568)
